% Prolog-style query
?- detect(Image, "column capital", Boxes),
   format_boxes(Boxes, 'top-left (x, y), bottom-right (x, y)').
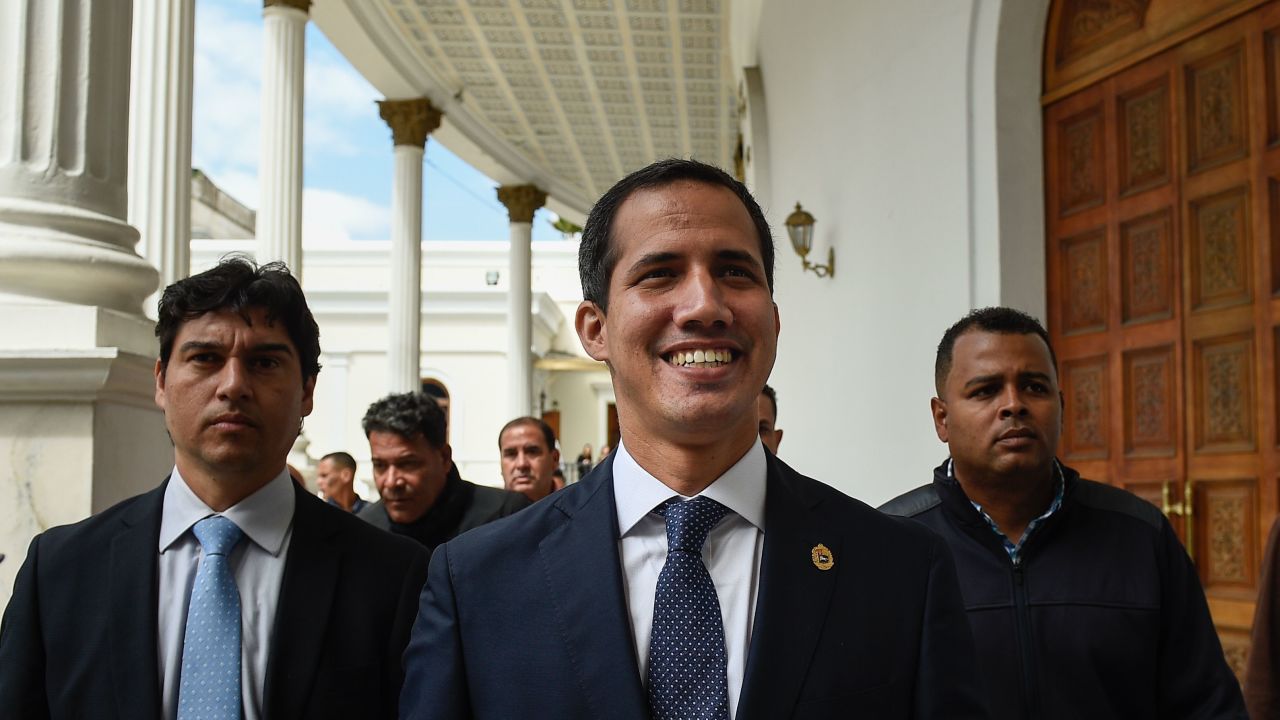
top-left (264, 0), bottom-right (311, 12)
top-left (378, 98), bottom-right (443, 149)
top-left (496, 184), bottom-right (547, 224)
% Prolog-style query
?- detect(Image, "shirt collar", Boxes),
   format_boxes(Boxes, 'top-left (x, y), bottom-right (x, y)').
top-left (613, 437), bottom-right (767, 538)
top-left (159, 466), bottom-right (296, 556)
top-left (947, 457), bottom-right (1066, 558)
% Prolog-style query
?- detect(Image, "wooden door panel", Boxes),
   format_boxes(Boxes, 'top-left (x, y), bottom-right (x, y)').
top-left (1123, 344), bottom-right (1180, 456)
top-left (1191, 331), bottom-right (1258, 453)
top-left (1118, 78), bottom-right (1174, 196)
top-left (1185, 42), bottom-right (1251, 174)
top-left (1188, 185), bottom-right (1255, 310)
top-left (1121, 209), bottom-right (1177, 323)
top-left (1194, 478), bottom-right (1261, 597)
top-left (1045, 0), bottom-right (1280, 671)
top-left (1059, 103), bottom-right (1110, 216)
top-left (1062, 355), bottom-right (1110, 461)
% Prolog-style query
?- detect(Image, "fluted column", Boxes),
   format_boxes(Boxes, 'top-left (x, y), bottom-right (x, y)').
top-left (0, 0), bottom-right (159, 313)
top-left (129, 0), bottom-right (195, 315)
top-left (0, 0), bottom-right (172, 610)
top-left (379, 98), bottom-right (441, 393)
top-left (496, 184), bottom-right (546, 418)
top-left (258, 0), bottom-right (309, 276)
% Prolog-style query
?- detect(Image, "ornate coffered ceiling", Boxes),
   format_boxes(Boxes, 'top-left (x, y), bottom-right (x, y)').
top-left (315, 0), bottom-right (736, 217)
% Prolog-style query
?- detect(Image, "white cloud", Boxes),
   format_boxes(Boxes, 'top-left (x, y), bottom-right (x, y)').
top-left (302, 188), bottom-right (389, 243)
top-left (192, 2), bottom-right (262, 192)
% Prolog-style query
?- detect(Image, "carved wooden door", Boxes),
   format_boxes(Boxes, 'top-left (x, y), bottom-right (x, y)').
top-left (1044, 1), bottom-right (1280, 677)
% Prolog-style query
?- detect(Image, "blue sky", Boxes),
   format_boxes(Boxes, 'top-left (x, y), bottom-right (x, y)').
top-left (192, 0), bottom-right (556, 242)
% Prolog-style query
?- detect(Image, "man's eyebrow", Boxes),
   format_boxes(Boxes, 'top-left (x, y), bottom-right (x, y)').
top-left (250, 343), bottom-right (295, 356)
top-left (176, 341), bottom-right (294, 356)
top-left (178, 340), bottom-right (225, 354)
top-left (626, 251), bottom-right (680, 275)
top-left (717, 248), bottom-right (763, 269)
top-left (962, 370), bottom-right (1053, 388)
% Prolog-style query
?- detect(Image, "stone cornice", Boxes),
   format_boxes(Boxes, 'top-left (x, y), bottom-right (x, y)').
top-left (378, 98), bottom-right (442, 148)
top-left (264, 0), bottom-right (311, 12)
top-left (0, 349), bottom-right (159, 411)
top-left (496, 184), bottom-right (547, 223)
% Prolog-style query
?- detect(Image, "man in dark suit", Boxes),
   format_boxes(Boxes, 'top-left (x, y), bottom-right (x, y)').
top-left (401, 159), bottom-right (988, 719)
top-left (0, 258), bottom-right (429, 719)
top-left (357, 392), bottom-right (528, 554)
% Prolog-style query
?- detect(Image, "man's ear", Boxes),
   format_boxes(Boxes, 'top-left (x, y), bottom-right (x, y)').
top-left (575, 301), bottom-right (608, 361)
top-left (774, 428), bottom-right (783, 449)
top-left (154, 359), bottom-right (167, 410)
top-left (931, 397), bottom-right (949, 443)
top-left (441, 443), bottom-right (453, 469)
top-left (301, 375), bottom-right (317, 417)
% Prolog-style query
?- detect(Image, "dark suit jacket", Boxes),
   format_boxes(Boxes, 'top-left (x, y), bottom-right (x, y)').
top-left (0, 480), bottom-right (430, 720)
top-left (401, 453), bottom-right (989, 719)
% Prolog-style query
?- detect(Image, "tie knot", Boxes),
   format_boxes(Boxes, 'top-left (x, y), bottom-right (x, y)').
top-left (658, 496), bottom-right (731, 553)
top-left (192, 515), bottom-right (244, 557)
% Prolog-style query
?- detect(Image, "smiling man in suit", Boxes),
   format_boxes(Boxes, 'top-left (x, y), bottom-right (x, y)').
top-left (400, 159), bottom-right (989, 719)
top-left (0, 258), bottom-right (429, 719)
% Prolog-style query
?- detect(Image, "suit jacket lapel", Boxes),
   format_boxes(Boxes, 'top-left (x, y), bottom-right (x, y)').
top-left (109, 483), bottom-right (165, 720)
top-left (737, 458), bottom-right (842, 720)
top-left (264, 486), bottom-right (340, 720)
top-left (538, 461), bottom-right (649, 720)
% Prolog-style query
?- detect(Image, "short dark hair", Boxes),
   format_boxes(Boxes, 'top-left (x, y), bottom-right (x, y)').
top-left (761, 384), bottom-right (778, 420)
top-left (935, 307), bottom-right (1058, 395)
top-left (321, 451), bottom-right (356, 472)
top-left (362, 392), bottom-right (447, 449)
top-left (499, 416), bottom-right (557, 451)
top-left (578, 158), bottom-right (775, 310)
top-left (156, 256), bottom-right (321, 382)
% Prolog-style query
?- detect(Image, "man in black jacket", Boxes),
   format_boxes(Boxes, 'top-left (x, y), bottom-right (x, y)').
top-left (358, 392), bottom-right (527, 553)
top-left (881, 306), bottom-right (1245, 720)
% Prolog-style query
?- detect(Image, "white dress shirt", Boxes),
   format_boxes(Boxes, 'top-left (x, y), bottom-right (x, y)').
top-left (613, 439), bottom-right (766, 719)
top-left (156, 467), bottom-right (295, 720)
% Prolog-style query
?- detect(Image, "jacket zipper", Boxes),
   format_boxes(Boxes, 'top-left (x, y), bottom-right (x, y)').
top-left (1011, 557), bottom-right (1039, 718)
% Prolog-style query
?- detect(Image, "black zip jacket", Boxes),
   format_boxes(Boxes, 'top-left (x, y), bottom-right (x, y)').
top-left (880, 460), bottom-right (1246, 720)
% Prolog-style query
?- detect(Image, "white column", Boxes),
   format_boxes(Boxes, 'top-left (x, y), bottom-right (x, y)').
top-left (378, 98), bottom-right (441, 393)
top-left (497, 185), bottom-right (546, 418)
top-left (257, 0), bottom-right (309, 276)
top-left (129, 0), bottom-right (195, 315)
top-left (0, 0), bottom-right (159, 313)
top-left (0, 0), bottom-right (171, 608)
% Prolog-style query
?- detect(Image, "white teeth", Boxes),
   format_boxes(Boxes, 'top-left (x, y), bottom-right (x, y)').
top-left (668, 349), bottom-right (734, 367)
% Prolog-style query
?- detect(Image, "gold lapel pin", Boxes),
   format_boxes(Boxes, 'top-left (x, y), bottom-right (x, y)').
top-left (811, 543), bottom-right (834, 571)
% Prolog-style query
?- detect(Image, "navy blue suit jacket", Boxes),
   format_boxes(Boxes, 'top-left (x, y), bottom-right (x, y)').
top-left (401, 453), bottom-right (989, 719)
top-left (0, 480), bottom-right (430, 720)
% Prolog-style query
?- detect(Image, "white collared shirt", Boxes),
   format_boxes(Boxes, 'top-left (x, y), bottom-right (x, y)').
top-left (613, 439), bottom-right (766, 719)
top-left (156, 467), bottom-right (296, 720)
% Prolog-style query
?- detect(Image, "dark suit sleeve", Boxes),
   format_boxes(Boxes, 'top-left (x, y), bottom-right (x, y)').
top-left (912, 532), bottom-right (990, 719)
top-left (0, 534), bottom-right (51, 720)
top-left (401, 543), bottom-right (473, 720)
top-left (1246, 518), bottom-right (1280, 718)
top-left (503, 493), bottom-right (530, 516)
top-left (386, 544), bottom-right (432, 719)
top-left (1154, 519), bottom-right (1248, 718)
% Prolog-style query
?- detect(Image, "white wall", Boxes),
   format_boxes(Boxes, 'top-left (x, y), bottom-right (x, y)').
top-left (750, 0), bottom-right (1047, 505)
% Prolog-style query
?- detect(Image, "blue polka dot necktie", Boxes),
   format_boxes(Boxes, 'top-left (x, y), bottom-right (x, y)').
top-left (178, 515), bottom-right (245, 720)
top-left (647, 496), bottom-right (732, 720)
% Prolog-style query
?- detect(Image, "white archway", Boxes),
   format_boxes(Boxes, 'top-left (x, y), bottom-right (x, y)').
top-left (968, 0), bottom-right (1052, 318)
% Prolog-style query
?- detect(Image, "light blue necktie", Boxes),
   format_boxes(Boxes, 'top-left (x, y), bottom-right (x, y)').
top-left (177, 515), bottom-right (245, 720)
top-left (647, 496), bottom-right (732, 720)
